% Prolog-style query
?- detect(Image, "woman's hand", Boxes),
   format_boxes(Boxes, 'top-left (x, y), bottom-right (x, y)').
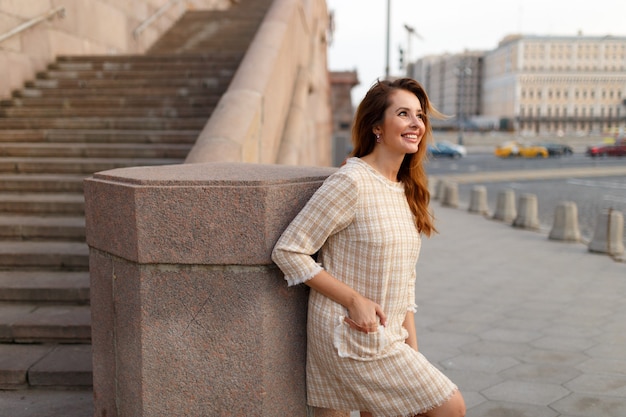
top-left (345, 294), bottom-right (387, 333)
top-left (305, 270), bottom-right (387, 333)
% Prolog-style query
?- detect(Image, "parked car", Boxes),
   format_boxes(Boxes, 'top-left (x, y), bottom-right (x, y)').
top-left (494, 141), bottom-right (548, 158)
top-left (537, 142), bottom-right (574, 157)
top-left (586, 139), bottom-right (626, 157)
top-left (428, 141), bottom-right (466, 158)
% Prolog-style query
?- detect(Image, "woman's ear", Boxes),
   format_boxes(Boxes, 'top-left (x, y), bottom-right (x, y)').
top-left (372, 126), bottom-right (381, 136)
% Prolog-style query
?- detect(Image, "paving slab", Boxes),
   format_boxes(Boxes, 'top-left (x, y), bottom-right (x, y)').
top-left (414, 205), bottom-right (626, 416)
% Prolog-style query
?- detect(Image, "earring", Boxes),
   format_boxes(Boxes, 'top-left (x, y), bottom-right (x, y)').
top-left (375, 134), bottom-right (381, 143)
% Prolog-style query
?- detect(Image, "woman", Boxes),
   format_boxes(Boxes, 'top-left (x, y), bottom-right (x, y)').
top-left (272, 78), bottom-right (465, 417)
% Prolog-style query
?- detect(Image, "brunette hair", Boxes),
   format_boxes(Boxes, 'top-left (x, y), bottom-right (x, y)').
top-left (350, 78), bottom-right (442, 236)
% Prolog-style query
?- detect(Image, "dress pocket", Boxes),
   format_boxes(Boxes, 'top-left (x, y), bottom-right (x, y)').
top-left (333, 315), bottom-right (389, 361)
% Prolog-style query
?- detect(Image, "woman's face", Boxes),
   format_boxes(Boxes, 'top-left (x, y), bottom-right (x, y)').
top-left (373, 89), bottom-right (425, 156)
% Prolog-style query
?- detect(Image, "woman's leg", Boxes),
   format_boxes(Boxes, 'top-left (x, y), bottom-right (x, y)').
top-left (419, 390), bottom-right (466, 417)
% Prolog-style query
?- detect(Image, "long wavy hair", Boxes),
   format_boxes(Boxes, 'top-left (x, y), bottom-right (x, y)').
top-left (350, 78), bottom-right (442, 236)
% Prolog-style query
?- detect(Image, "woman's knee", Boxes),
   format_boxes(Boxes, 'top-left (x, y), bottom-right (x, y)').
top-left (444, 390), bottom-right (466, 417)
top-left (424, 389), bottom-right (465, 417)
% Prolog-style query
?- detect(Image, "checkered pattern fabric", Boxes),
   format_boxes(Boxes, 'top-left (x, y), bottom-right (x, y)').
top-left (272, 158), bottom-right (457, 416)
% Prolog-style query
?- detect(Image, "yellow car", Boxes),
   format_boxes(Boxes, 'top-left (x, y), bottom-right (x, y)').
top-left (495, 141), bottom-right (548, 158)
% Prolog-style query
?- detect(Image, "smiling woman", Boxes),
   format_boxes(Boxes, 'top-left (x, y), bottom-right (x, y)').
top-left (272, 78), bottom-right (465, 417)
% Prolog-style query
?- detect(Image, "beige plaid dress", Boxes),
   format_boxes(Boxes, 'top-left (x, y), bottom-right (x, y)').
top-left (272, 158), bottom-right (457, 416)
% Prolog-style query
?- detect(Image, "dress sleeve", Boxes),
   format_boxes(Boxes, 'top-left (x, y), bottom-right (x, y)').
top-left (271, 170), bottom-right (357, 286)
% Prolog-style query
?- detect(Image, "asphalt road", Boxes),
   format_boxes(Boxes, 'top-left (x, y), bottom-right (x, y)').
top-left (426, 153), bottom-right (626, 246)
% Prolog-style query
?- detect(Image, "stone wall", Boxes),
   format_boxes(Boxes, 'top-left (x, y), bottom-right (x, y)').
top-left (0, 0), bottom-right (230, 99)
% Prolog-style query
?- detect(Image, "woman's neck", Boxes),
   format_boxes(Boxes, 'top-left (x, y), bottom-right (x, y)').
top-left (360, 152), bottom-right (403, 182)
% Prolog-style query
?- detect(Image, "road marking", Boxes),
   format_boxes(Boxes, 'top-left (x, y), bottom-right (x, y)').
top-left (568, 179), bottom-right (626, 190)
top-left (603, 195), bottom-right (626, 204)
top-left (436, 166), bottom-right (626, 184)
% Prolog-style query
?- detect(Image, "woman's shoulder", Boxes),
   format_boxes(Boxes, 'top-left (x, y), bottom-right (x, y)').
top-left (315, 158), bottom-right (369, 198)
top-left (334, 157), bottom-right (370, 180)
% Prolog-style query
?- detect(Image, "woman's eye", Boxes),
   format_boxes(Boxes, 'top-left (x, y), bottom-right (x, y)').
top-left (398, 111), bottom-right (408, 117)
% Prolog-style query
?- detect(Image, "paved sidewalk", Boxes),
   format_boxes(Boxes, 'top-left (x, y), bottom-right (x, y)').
top-left (2, 204), bottom-right (625, 417)
top-left (414, 205), bottom-right (626, 417)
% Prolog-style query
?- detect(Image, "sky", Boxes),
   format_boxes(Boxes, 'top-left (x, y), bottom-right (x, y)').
top-left (326, 0), bottom-right (626, 102)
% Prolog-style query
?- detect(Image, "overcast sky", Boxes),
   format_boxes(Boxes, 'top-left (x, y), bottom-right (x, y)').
top-left (326, 0), bottom-right (626, 102)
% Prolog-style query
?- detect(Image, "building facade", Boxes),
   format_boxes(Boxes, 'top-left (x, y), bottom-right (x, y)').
top-left (410, 51), bottom-right (485, 130)
top-left (412, 34), bottom-right (626, 135)
top-left (329, 70), bottom-right (359, 166)
top-left (485, 34), bottom-right (626, 135)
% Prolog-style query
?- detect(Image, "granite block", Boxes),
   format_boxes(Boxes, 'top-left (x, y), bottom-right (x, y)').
top-left (86, 163), bottom-right (334, 416)
top-left (84, 162), bottom-right (335, 265)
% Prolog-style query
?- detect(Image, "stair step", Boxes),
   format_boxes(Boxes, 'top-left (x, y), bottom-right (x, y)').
top-left (0, 241), bottom-right (88, 269)
top-left (0, 303), bottom-right (90, 343)
top-left (25, 77), bottom-right (229, 89)
top-left (49, 61), bottom-right (241, 72)
top-left (0, 129), bottom-right (199, 144)
top-left (0, 117), bottom-right (207, 130)
top-left (0, 271), bottom-right (89, 302)
top-left (1, 96), bottom-right (218, 109)
top-left (15, 86), bottom-right (217, 98)
top-left (0, 106), bottom-right (213, 118)
top-left (0, 174), bottom-right (84, 192)
top-left (0, 388), bottom-right (93, 412)
top-left (0, 215), bottom-right (85, 240)
top-left (0, 343), bottom-right (54, 389)
top-left (0, 193), bottom-right (84, 215)
top-left (56, 51), bottom-right (244, 63)
top-left (0, 157), bottom-right (185, 174)
top-left (28, 344), bottom-right (93, 387)
top-left (0, 143), bottom-right (191, 158)
top-left (37, 68), bottom-right (234, 80)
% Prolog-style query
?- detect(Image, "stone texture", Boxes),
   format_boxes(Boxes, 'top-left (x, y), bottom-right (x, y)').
top-left (84, 162), bottom-right (336, 265)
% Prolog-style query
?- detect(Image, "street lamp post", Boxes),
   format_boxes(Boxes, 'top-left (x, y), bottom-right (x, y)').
top-left (385, 0), bottom-right (391, 79)
top-left (403, 24), bottom-right (423, 75)
top-left (455, 62), bottom-right (471, 146)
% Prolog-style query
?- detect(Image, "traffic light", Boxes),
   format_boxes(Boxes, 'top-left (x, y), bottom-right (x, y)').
top-left (399, 46), bottom-right (404, 70)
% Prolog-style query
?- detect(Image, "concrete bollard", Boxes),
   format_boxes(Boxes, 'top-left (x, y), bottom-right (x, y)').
top-left (492, 189), bottom-right (516, 223)
top-left (549, 201), bottom-right (581, 242)
top-left (428, 177), bottom-right (438, 199)
top-left (468, 185), bottom-right (489, 215)
top-left (434, 178), bottom-right (447, 201)
top-left (513, 193), bottom-right (540, 230)
top-left (441, 181), bottom-right (459, 208)
top-left (588, 209), bottom-right (625, 256)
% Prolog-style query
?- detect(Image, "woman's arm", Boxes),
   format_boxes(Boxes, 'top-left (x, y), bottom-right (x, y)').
top-left (403, 310), bottom-right (418, 351)
top-left (307, 270), bottom-right (386, 333)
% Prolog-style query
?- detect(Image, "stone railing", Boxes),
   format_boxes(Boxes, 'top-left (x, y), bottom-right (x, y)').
top-left (432, 178), bottom-right (625, 260)
top-left (184, 0), bottom-right (332, 166)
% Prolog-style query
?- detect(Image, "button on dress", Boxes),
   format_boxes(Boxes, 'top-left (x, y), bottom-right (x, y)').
top-left (272, 157), bottom-right (457, 416)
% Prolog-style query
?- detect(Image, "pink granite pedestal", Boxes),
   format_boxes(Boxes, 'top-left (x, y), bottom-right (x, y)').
top-left (85, 162), bottom-right (343, 417)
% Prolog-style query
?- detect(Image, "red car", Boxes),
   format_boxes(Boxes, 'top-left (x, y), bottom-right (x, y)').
top-left (586, 139), bottom-right (626, 157)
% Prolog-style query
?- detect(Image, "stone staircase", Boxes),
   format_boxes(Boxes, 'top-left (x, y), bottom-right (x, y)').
top-left (0, 0), bottom-right (272, 392)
